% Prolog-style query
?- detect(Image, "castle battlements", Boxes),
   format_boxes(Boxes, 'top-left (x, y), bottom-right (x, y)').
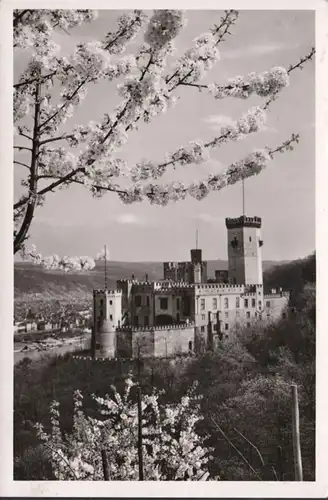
top-left (116, 322), bottom-right (195, 333)
top-left (195, 283), bottom-right (245, 294)
top-left (264, 292), bottom-right (290, 299)
top-left (225, 215), bottom-right (262, 229)
top-left (93, 289), bottom-right (122, 296)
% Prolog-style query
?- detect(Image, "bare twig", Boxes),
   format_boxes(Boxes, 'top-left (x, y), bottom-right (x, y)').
top-left (211, 417), bottom-right (262, 480)
top-left (233, 427), bottom-right (265, 466)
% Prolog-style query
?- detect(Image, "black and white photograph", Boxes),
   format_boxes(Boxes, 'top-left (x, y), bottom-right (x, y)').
top-left (1, 1), bottom-right (327, 497)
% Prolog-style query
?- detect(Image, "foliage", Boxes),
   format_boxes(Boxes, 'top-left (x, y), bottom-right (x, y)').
top-left (35, 378), bottom-right (213, 480)
top-left (13, 9), bottom-right (314, 267)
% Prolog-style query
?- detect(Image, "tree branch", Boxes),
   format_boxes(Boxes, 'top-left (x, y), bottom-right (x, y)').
top-left (14, 160), bottom-right (30, 170)
top-left (14, 72), bottom-right (56, 89)
top-left (14, 146), bottom-right (32, 152)
top-left (39, 134), bottom-right (73, 146)
top-left (14, 79), bottom-right (42, 254)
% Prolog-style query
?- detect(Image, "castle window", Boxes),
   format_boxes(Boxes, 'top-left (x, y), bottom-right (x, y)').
top-left (225, 323), bottom-right (229, 331)
top-left (213, 324), bottom-right (217, 331)
top-left (247, 322), bottom-right (251, 328)
top-left (110, 314), bottom-right (113, 320)
top-left (259, 314), bottom-right (262, 320)
top-left (244, 299), bottom-right (249, 308)
top-left (236, 297), bottom-right (240, 308)
top-left (201, 326), bottom-right (205, 333)
top-left (249, 236), bottom-right (252, 242)
top-left (246, 311), bottom-right (250, 319)
top-left (224, 298), bottom-right (229, 309)
top-left (160, 298), bottom-right (168, 310)
top-left (252, 298), bottom-right (256, 308)
top-left (109, 300), bottom-right (112, 305)
top-left (146, 296), bottom-right (150, 307)
top-left (201, 314), bottom-right (206, 320)
top-left (212, 298), bottom-right (217, 310)
top-left (225, 312), bottom-right (229, 319)
top-left (188, 340), bottom-right (193, 352)
top-left (135, 295), bottom-right (142, 307)
top-left (176, 298), bottom-right (180, 310)
top-left (258, 301), bottom-right (262, 310)
top-left (200, 298), bottom-right (205, 310)
top-left (266, 301), bottom-right (271, 308)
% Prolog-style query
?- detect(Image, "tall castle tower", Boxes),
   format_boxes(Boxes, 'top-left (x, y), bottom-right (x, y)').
top-left (225, 216), bottom-right (263, 285)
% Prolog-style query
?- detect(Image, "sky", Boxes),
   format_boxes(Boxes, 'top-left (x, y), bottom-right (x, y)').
top-left (14, 10), bottom-right (315, 262)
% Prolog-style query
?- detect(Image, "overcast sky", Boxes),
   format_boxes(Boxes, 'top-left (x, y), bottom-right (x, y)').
top-left (14, 10), bottom-right (315, 262)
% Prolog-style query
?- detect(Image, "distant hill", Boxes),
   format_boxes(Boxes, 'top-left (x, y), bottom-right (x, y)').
top-left (14, 259), bottom-right (288, 299)
top-left (263, 252), bottom-right (316, 294)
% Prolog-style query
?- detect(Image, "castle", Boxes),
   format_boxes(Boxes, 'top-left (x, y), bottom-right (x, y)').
top-left (91, 215), bottom-right (289, 359)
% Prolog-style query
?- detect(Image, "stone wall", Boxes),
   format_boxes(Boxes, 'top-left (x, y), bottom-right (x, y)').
top-left (153, 325), bottom-right (195, 357)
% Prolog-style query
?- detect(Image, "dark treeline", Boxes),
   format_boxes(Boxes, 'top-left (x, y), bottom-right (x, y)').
top-left (14, 255), bottom-right (316, 481)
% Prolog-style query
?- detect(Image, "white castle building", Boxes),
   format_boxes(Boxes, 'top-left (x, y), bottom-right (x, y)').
top-left (91, 215), bottom-right (289, 359)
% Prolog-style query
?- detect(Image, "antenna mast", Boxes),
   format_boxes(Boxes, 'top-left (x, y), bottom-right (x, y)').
top-left (242, 178), bottom-right (245, 217)
top-left (104, 245), bottom-right (108, 290)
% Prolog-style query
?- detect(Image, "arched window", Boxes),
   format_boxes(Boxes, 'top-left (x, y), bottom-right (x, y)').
top-left (236, 297), bottom-right (240, 308)
top-left (188, 340), bottom-right (193, 352)
top-left (224, 298), bottom-right (229, 309)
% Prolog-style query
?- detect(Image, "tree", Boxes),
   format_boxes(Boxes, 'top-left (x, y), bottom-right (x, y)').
top-left (35, 377), bottom-right (213, 480)
top-left (14, 9), bottom-right (315, 270)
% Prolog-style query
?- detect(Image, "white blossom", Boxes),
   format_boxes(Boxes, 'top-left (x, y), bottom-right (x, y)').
top-left (208, 66), bottom-right (289, 100)
top-left (36, 378), bottom-right (212, 480)
top-left (144, 10), bottom-right (186, 50)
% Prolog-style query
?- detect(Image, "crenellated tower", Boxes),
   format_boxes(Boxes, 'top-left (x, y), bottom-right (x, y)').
top-left (92, 289), bottom-right (122, 358)
top-left (225, 216), bottom-right (263, 285)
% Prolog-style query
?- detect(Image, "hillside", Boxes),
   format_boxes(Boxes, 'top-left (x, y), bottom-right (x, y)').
top-left (15, 259), bottom-right (287, 299)
top-left (263, 252), bottom-right (316, 294)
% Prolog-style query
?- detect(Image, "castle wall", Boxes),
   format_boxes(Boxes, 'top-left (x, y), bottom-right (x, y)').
top-left (132, 329), bottom-right (155, 358)
top-left (153, 325), bottom-right (195, 357)
top-left (264, 293), bottom-right (289, 322)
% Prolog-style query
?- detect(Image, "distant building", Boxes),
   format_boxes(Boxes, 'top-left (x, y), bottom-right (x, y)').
top-left (91, 214), bottom-right (289, 359)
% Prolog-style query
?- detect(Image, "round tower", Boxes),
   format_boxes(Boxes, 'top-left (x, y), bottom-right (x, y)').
top-left (99, 318), bottom-right (116, 358)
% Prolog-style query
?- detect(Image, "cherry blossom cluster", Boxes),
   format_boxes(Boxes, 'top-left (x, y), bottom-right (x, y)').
top-left (169, 32), bottom-right (220, 88)
top-left (144, 10), bottom-right (186, 51)
top-left (207, 66), bottom-right (289, 100)
top-left (119, 147), bottom-right (271, 205)
top-left (128, 106), bottom-right (266, 183)
top-left (20, 245), bottom-right (96, 272)
top-left (103, 10), bottom-right (147, 54)
top-left (38, 147), bottom-right (77, 177)
top-left (36, 377), bottom-right (213, 480)
top-left (14, 10), bottom-right (98, 51)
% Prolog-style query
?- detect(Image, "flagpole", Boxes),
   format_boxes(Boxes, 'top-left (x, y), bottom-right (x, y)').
top-left (104, 245), bottom-right (107, 290)
top-left (242, 178), bottom-right (245, 217)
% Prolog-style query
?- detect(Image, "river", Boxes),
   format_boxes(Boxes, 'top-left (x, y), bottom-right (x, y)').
top-left (14, 337), bottom-right (91, 365)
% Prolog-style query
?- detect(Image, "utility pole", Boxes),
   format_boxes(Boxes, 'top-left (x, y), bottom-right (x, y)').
top-left (137, 385), bottom-right (144, 480)
top-left (291, 384), bottom-right (303, 481)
